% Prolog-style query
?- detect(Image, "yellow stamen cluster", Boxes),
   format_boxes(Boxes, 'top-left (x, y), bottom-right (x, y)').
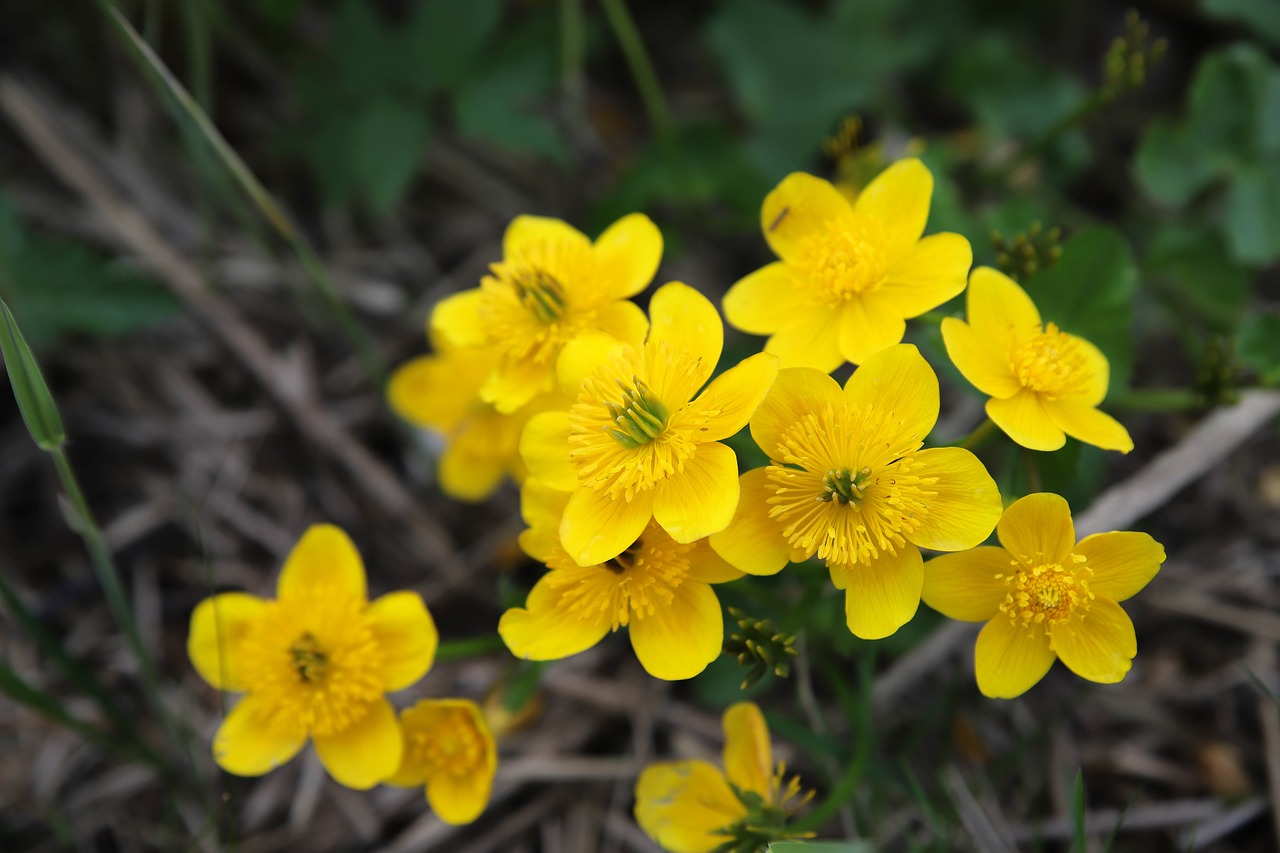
top-left (480, 242), bottom-right (590, 363)
top-left (791, 219), bottom-right (888, 303)
top-left (407, 707), bottom-right (488, 779)
top-left (1010, 323), bottom-right (1092, 398)
top-left (998, 553), bottom-right (1094, 628)
top-left (547, 531), bottom-right (694, 630)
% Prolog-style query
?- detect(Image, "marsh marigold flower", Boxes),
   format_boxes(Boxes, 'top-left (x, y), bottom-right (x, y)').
top-left (499, 481), bottom-right (742, 680)
top-left (941, 267), bottom-right (1133, 453)
top-left (723, 159), bottom-right (971, 371)
top-left (520, 281), bottom-right (779, 566)
top-left (711, 345), bottom-right (1003, 639)
top-left (187, 525), bottom-right (437, 788)
top-left (635, 702), bottom-right (811, 852)
top-left (922, 493), bottom-right (1165, 698)
top-left (386, 698), bottom-right (496, 825)
top-left (431, 213), bottom-right (661, 413)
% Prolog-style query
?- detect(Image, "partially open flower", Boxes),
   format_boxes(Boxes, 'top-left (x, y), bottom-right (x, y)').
top-left (386, 698), bottom-right (497, 825)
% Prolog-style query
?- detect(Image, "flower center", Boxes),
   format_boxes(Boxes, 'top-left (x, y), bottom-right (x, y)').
top-left (1010, 323), bottom-right (1092, 399)
top-left (998, 554), bottom-right (1094, 626)
top-left (410, 709), bottom-right (486, 778)
top-left (606, 378), bottom-right (669, 448)
top-left (478, 239), bottom-right (592, 365)
top-left (289, 632), bottom-right (328, 683)
top-left (791, 219), bottom-right (888, 304)
top-left (820, 467), bottom-right (872, 505)
top-left (506, 265), bottom-right (567, 324)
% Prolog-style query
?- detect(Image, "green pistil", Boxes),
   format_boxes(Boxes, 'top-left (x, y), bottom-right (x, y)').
top-left (820, 466), bottom-right (871, 505)
top-left (513, 268), bottom-right (566, 323)
top-left (606, 378), bottom-right (669, 448)
top-left (290, 632), bottom-right (328, 683)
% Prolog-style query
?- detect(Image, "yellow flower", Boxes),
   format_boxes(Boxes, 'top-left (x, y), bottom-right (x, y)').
top-left (710, 345), bottom-right (1003, 640)
top-left (922, 492), bottom-right (1165, 698)
top-left (634, 702), bottom-right (810, 853)
top-left (499, 481), bottom-right (742, 680)
top-left (520, 281), bottom-right (779, 566)
top-left (941, 267), bottom-right (1133, 453)
top-left (187, 525), bottom-right (437, 789)
top-left (430, 213), bottom-right (661, 413)
top-left (385, 698), bottom-right (497, 825)
top-left (723, 159), bottom-right (972, 371)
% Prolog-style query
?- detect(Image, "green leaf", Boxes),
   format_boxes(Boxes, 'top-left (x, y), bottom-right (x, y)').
top-left (1133, 120), bottom-right (1222, 206)
top-left (766, 840), bottom-right (876, 851)
top-left (1144, 228), bottom-right (1252, 329)
top-left (405, 0), bottom-right (503, 89)
top-left (349, 99), bottom-right (432, 214)
top-left (0, 298), bottom-right (64, 450)
top-left (1237, 311), bottom-right (1280, 384)
top-left (1225, 162), bottom-right (1280, 263)
top-left (1071, 769), bottom-right (1087, 853)
top-left (1202, 0), bottom-right (1280, 46)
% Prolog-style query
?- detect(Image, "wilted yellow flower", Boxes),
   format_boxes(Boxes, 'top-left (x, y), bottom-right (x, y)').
top-left (187, 525), bottom-right (437, 789)
top-left (941, 267), bottom-right (1133, 453)
top-left (723, 159), bottom-right (971, 371)
top-left (499, 481), bottom-right (741, 680)
top-left (431, 213), bottom-right (661, 413)
top-left (521, 281), bottom-right (779, 566)
top-left (711, 345), bottom-right (1003, 639)
top-left (922, 492), bottom-right (1164, 698)
top-left (635, 702), bottom-right (810, 853)
top-left (386, 698), bottom-right (497, 825)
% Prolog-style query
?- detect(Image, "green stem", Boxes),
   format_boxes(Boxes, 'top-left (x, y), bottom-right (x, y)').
top-left (599, 0), bottom-right (674, 142)
top-left (1109, 388), bottom-right (1202, 412)
top-left (957, 418), bottom-right (997, 451)
top-left (560, 0), bottom-right (585, 99)
top-left (436, 634), bottom-right (507, 662)
top-left (1021, 446), bottom-right (1043, 493)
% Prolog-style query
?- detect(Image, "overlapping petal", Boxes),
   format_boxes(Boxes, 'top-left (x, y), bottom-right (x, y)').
top-left (312, 698), bottom-right (403, 790)
top-left (629, 581), bottom-right (723, 680)
top-left (213, 695), bottom-right (307, 777)
top-left (498, 569), bottom-right (614, 660)
top-left (905, 447), bottom-right (1002, 552)
top-left (722, 263), bottom-right (808, 335)
top-left (843, 344), bottom-right (940, 445)
top-left (681, 352), bottom-right (779, 442)
top-left (996, 493), bottom-right (1075, 565)
top-left (974, 617), bottom-right (1056, 699)
top-left (940, 317), bottom-right (1022, 399)
top-left (1077, 531), bottom-right (1165, 602)
top-left (188, 592), bottom-right (266, 691)
top-left (592, 213), bottom-right (664, 299)
top-left (750, 367), bottom-right (845, 457)
top-left (722, 702), bottom-right (773, 801)
top-left (833, 545), bottom-right (924, 640)
top-left (921, 547), bottom-right (1012, 622)
top-left (763, 305), bottom-right (846, 372)
top-left (837, 296), bottom-right (908, 365)
top-left (651, 442), bottom-right (741, 543)
top-left (1044, 399), bottom-right (1134, 453)
top-left (366, 591), bottom-right (437, 691)
top-left (709, 468), bottom-right (793, 576)
top-left (561, 488), bottom-right (655, 566)
top-left (647, 282), bottom-right (724, 401)
top-left (635, 761), bottom-right (746, 853)
top-left (987, 389), bottom-right (1066, 451)
top-left (878, 231), bottom-right (972, 318)
top-left (1049, 598), bottom-right (1137, 684)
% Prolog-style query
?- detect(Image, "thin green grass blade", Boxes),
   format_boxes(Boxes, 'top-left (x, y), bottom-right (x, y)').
top-left (0, 298), bottom-right (64, 450)
top-left (0, 661), bottom-right (136, 758)
top-left (1071, 768), bottom-right (1087, 853)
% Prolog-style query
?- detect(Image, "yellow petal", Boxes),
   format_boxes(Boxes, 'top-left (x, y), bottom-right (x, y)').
top-left (520, 411), bottom-right (577, 492)
top-left (652, 442), bottom-right (741, 543)
top-left (188, 592), bottom-right (267, 691)
top-left (905, 447), bottom-right (1002, 552)
top-left (367, 591), bottom-right (437, 691)
top-left (593, 213), bottom-right (664, 299)
top-left (760, 172), bottom-right (854, 261)
top-left (503, 214), bottom-right (589, 258)
top-left (635, 760), bottom-right (746, 853)
top-left (386, 352), bottom-right (489, 431)
top-left (683, 352), bottom-right (779, 441)
top-left (834, 545), bottom-right (924, 640)
top-left (843, 344), bottom-right (939, 444)
top-left (557, 331), bottom-right (635, 395)
top-left (974, 617), bottom-right (1056, 699)
top-left (629, 580), bottom-right (724, 680)
top-left (429, 289), bottom-right (489, 349)
top-left (685, 540), bottom-right (744, 584)
top-left (966, 267), bottom-right (1042, 348)
top-left (722, 702), bottom-right (772, 801)
top-left (1075, 531), bottom-right (1165, 602)
top-left (723, 262), bottom-right (808, 335)
top-left (593, 299), bottom-right (651, 346)
top-left (482, 352), bottom-right (555, 414)
top-left (764, 304), bottom-right (846, 372)
top-left (851, 158), bottom-right (933, 264)
top-left (518, 479), bottom-right (573, 562)
top-left (940, 317), bottom-right (1022, 399)
top-left (277, 524), bottom-right (367, 604)
top-left (1048, 598), bottom-right (1136, 684)
top-left (751, 367), bottom-right (845, 459)
top-left (1043, 399), bottom-right (1134, 453)
top-left (427, 759), bottom-right (495, 825)
top-left (987, 389), bottom-right (1065, 451)
top-left (877, 232), bottom-right (972, 318)
top-left (312, 698), bottom-right (403, 790)
top-left (921, 547), bottom-right (1010, 622)
top-left (709, 468), bottom-right (793, 576)
top-left (212, 695), bottom-right (306, 777)
top-left (438, 433), bottom-right (508, 502)
top-left (647, 282), bottom-right (723, 401)
top-left (561, 487), bottom-right (655, 566)
top-left (499, 568), bottom-right (614, 660)
top-left (1069, 333), bottom-right (1111, 406)
top-left (996, 492), bottom-right (1076, 564)
top-left (837, 295), bottom-right (908, 365)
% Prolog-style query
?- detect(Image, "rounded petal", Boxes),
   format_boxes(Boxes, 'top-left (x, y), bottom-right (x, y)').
top-left (503, 214), bottom-right (589, 258)
top-left (751, 367), bottom-right (845, 458)
top-left (722, 702), bottom-right (772, 800)
top-left (709, 468), bottom-right (792, 576)
top-left (723, 262), bottom-right (808, 335)
top-left (592, 299), bottom-right (651, 347)
top-left (760, 172), bottom-right (854, 261)
top-left (593, 213), bottom-right (663, 299)
top-left (1071, 334), bottom-right (1111, 407)
top-left (438, 435), bottom-right (507, 502)
top-left (386, 353), bottom-right (488, 431)
top-left (844, 344), bottom-right (939, 444)
top-left (482, 353), bottom-right (554, 414)
top-left (683, 352), bottom-right (779, 441)
top-left (1043, 399), bottom-right (1133, 453)
top-left (837, 295), bottom-right (908, 365)
top-left (427, 756), bottom-right (495, 825)
top-left (974, 617), bottom-right (1056, 699)
top-left (499, 569), bottom-right (614, 660)
top-left (764, 304), bottom-right (846, 372)
top-left (212, 695), bottom-right (306, 777)
top-left (851, 158), bottom-right (933, 264)
top-left (429, 289), bottom-right (489, 348)
top-left (367, 591), bottom-right (438, 691)
top-left (635, 760), bottom-right (746, 853)
top-left (877, 232), bottom-right (972, 318)
top-left (1076, 531), bottom-right (1165, 602)
top-left (996, 493), bottom-right (1076, 565)
top-left (278, 525), bottom-right (366, 604)
top-left (834, 545), bottom-right (924, 640)
top-left (629, 581), bottom-right (724, 680)
top-left (518, 479), bottom-right (573, 561)
top-left (940, 317), bottom-right (1021, 399)
top-left (561, 487), bottom-right (654, 566)
top-left (313, 698), bottom-right (403, 790)
top-left (966, 267), bottom-right (1042, 348)
top-left (906, 447), bottom-right (1003, 552)
top-left (520, 411), bottom-right (577, 492)
top-left (647, 282), bottom-right (723, 397)
top-left (558, 331), bottom-right (635, 395)
top-left (987, 389), bottom-right (1065, 451)
top-left (1048, 598), bottom-right (1137, 685)
top-left (685, 540), bottom-right (744, 584)
top-left (652, 442), bottom-right (741, 543)
top-left (921, 547), bottom-right (1012, 622)
top-left (188, 592), bottom-right (267, 691)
